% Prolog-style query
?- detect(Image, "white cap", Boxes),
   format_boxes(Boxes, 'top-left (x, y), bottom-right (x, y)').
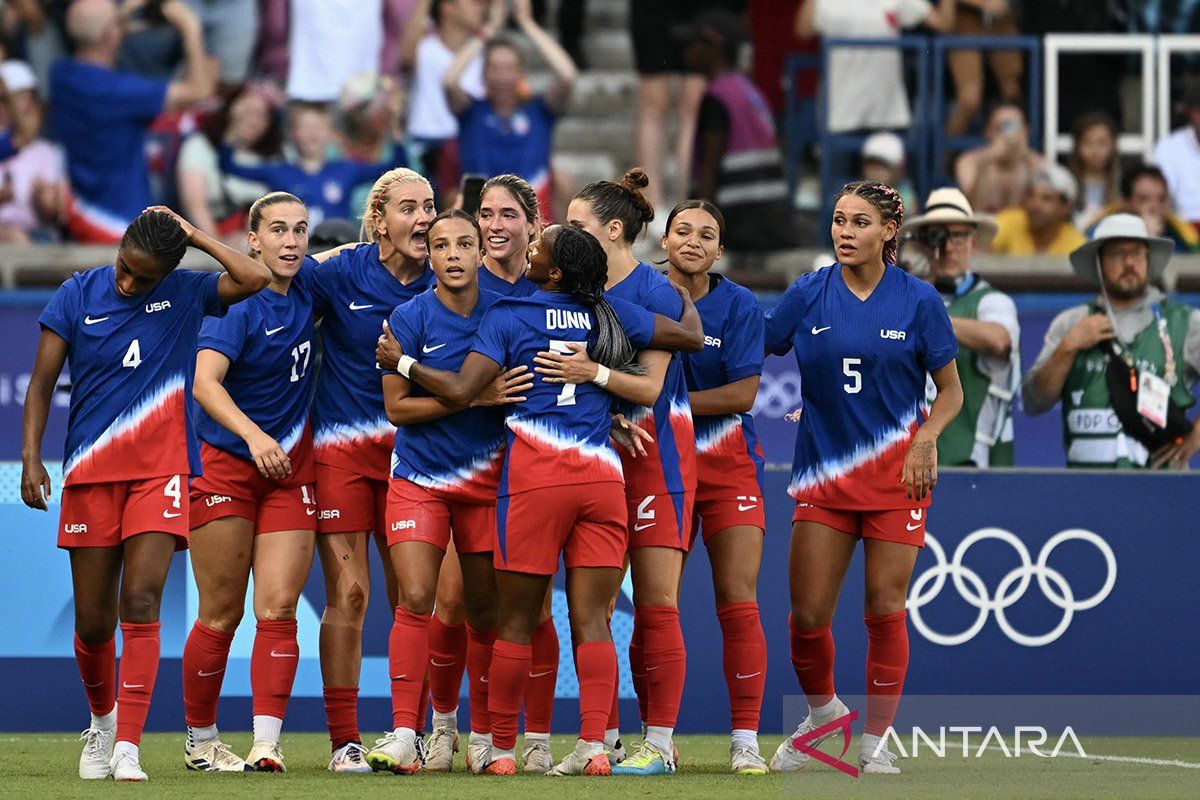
top-left (0, 60), bottom-right (37, 94)
top-left (861, 132), bottom-right (906, 168)
top-left (1031, 162), bottom-right (1078, 205)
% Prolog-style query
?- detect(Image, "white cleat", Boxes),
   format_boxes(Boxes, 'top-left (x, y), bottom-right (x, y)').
top-left (730, 742), bottom-right (769, 774)
top-left (547, 738), bottom-right (611, 776)
top-left (367, 729), bottom-right (420, 774)
top-left (521, 739), bottom-right (553, 773)
top-left (110, 749), bottom-right (148, 782)
top-left (606, 737), bottom-right (626, 766)
top-left (246, 741), bottom-right (285, 772)
top-left (423, 726), bottom-right (459, 772)
top-left (860, 738), bottom-right (901, 774)
top-left (79, 727), bottom-right (115, 780)
top-left (184, 738), bottom-right (249, 772)
top-left (465, 733), bottom-right (491, 775)
top-left (770, 698), bottom-right (850, 772)
top-left (328, 741), bottom-right (372, 773)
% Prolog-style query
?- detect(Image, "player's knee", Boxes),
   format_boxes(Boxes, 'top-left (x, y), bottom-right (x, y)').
top-left (864, 587), bottom-right (907, 618)
top-left (789, 605), bottom-right (832, 632)
top-left (568, 613), bottom-right (609, 644)
top-left (200, 605), bottom-right (244, 633)
top-left (119, 587), bottom-right (163, 623)
top-left (74, 615), bottom-right (117, 646)
top-left (256, 599), bottom-right (298, 621)
top-left (397, 584), bottom-right (436, 617)
top-left (713, 573), bottom-right (757, 607)
top-left (329, 581), bottom-right (369, 621)
top-left (463, 596), bottom-right (498, 631)
top-left (434, 593), bottom-right (466, 624)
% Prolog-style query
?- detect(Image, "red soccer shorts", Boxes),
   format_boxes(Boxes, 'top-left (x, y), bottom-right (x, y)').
top-left (627, 490), bottom-right (694, 552)
top-left (189, 443), bottom-right (317, 533)
top-left (315, 462), bottom-right (388, 536)
top-left (58, 474), bottom-right (189, 549)
top-left (690, 494), bottom-right (766, 547)
top-left (792, 501), bottom-right (927, 547)
top-left (496, 481), bottom-right (628, 574)
top-left (385, 478), bottom-right (495, 553)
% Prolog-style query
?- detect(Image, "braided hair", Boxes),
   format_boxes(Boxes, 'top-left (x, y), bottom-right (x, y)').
top-left (574, 168), bottom-right (655, 244)
top-left (548, 226), bottom-right (645, 375)
top-left (836, 181), bottom-right (905, 264)
top-left (120, 210), bottom-right (190, 274)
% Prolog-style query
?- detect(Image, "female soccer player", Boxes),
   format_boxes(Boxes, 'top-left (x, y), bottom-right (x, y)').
top-left (307, 168), bottom-right (436, 771)
top-left (366, 210), bottom-right (531, 775)
top-left (181, 192), bottom-right (317, 774)
top-left (21, 208), bottom-right (270, 781)
top-left (764, 182), bottom-right (962, 774)
top-left (383, 224), bottom-right (701, 776)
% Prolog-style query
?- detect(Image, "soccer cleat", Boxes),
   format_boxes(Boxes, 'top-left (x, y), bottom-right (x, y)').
top-left (610, 740), bottom-right (676, 776)
top-left (423, 726), bottom-right (459, 772)
top-left (415, 732), bottom-right (428, 766)
top-left (730, 743), bottom-right (769, 774)
top-left (483, 755), bottom-right (517, 775)
top-left (79, 727), bottom-right (115, 780)
top-left (860, 739), bottom-right (901, 774)
top-left (367, 730), bottom-right (420, 774)
top-left (183, 738), bottom-right (250, 772)
top-left (770, 698), bottom-right (850, 772)
top-left (606, 737), bottom-right (626, 766)
top-left (465, 734), bottom-right (491, 774)
top-left (110, 749), bottom-right (148, 782)
top-left (328, 741), bottom-right (373, 773)
top-left (247, 741), bottom-right (286, 772)
top-left (548, 738), bottom-right (611, 776)
top-left (522, 739), bottom-right (554, 773)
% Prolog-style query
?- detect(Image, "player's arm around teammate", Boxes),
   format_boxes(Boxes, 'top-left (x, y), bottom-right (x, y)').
top-left (20, 208), bottom-right (268, 782)
top-left (182, 193), bottom-right (318, 773)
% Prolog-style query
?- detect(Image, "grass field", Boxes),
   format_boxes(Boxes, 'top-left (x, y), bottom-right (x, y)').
top-left (5, 733), bottom-right (1198, 800)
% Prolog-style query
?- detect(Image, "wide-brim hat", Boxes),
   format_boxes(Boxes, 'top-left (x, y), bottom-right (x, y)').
top-left (1068, 213), bottom-right (1174, 284)
top-left (898, 187), bottom-right (998, 249)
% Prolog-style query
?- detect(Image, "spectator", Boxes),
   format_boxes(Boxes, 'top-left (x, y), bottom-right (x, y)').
top-left (176, 84), bottom-right (281, 241)
top-left (860, 131), bottom-right (917, 214)
top-left (444, 0), bottom-right (576, 216)
top-left (955, 100), bottom-right (1044, 214)
top-left (1152, 84), bottom-right (1200, 227)
top-left (991, 163), bottom-right (1085, 256)
top-left (944, 0), bottom-right (1023, 138)
top-left (399, 0), bottom-right (489, 200)
top-left (683, 8), bottom-right (797, 253)
top-left (181, 0), bottom-right (261, 91)
top-left (795, 0), bottom-right (955, 134)
top-left (338, 72), bottom-right (407, 223)
top-left (1094, 164), bottom-right (1199, 253)
top-left (49, 0), bottom-right (216, 243)
top-left (0, 59), bottom-right (68, 242)
top-left (1067, 111), bottom-right (1120, 230)
top-left (219, 101), bottom-right (404, 227)
top-left (286, 0), bottom-right (384, 102)
top-left (1023, 214), bottom-right (1200, 469)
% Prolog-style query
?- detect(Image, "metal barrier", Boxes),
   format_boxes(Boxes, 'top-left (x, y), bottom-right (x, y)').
top-left (782, 51), bottom-right (821, 201)
top-left (1157, 34), bottom-right (1200, 141)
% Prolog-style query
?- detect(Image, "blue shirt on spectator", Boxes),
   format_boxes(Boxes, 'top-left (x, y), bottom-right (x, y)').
top-left (457, 98), bottom-right (555, 187)
top-left (49, 59), bottom-right (168, 226)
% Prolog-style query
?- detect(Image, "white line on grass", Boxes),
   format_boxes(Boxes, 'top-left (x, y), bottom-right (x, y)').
top-left (983, 745), bottom-right (1200, 769)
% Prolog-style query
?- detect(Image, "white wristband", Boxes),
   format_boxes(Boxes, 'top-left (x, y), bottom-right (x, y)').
top-left (397, 355), bottom-right (417, 378)
top-left (592, 364), bottom-right (611, 388)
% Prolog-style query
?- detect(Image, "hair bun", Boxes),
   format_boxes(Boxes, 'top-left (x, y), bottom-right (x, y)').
top-left (619, 167), bottom-right (655, 223)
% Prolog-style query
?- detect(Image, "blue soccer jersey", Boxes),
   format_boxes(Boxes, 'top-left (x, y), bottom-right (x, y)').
top-left (309, 243), bottom-right (435, 478)
top-left (388, 288), bottom-right (506, 500)
top-left (478, 265), bottom-right (538, 298)
top-left (606, 262), bottom-right (697, 498)
top-left (39, 266), bottom-right (225, 486)
top-left (470, 289), bottom-right (655, 496)
top-left (682, 276), bottom-right (766, 496)
top-left (765, 263), bottom-right (958, 509)
top-left (196, 259), bottom-right (317, 461)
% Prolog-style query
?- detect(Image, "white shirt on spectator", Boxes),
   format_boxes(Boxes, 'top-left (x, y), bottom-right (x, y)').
top-left (406, 31), bottom-right (484, 142)
top-left (0, 140), bottom-right (64, 232)
top-left (813, 0), bottom-right (930, 133)
top-left (286, 0), bottom-right (384, 102)
top-left (1153, 126), bottom-right (1200, 223)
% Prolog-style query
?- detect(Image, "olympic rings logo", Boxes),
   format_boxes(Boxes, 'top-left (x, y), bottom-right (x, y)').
top-left (752, 370), bottom-right (803, 418)
top-left (907, 528), bottom-right (1117, 648)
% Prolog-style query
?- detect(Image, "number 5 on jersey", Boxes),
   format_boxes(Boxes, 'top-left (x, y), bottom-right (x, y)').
top-left (843, 357), bottom-right (862, 394)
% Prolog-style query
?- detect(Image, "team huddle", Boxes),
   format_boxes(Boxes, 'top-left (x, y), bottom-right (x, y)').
top-left (20, 167), bottom-right (963, 781)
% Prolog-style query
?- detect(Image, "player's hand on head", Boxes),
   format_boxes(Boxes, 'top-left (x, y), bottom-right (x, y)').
top-left (144, 205), bottom-right (197, 241)
top-left (246, 431), bottom-right (292, 480)
top-left (473, 366), bottom-right (533, 406)
top-left (610, 413), bottom-right (653, 457)
top-left (19, 457), bottom-right (50, 511)
top-left (534, 342), bottom-right (598, 384)
top-left (377, 321), bottom-right (403, 371)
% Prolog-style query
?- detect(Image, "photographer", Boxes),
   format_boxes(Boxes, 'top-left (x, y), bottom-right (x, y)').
top-left (1023, 214), bottom-right (1200, 469)
top-left (901, 187), bottom-right (1018, 466)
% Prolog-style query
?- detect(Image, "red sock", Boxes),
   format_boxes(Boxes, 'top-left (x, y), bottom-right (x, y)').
top-left (487, 639), bottom-right (531, 751)
top-left (606, 618), bottom-right (620, 731)
top-left (251, 619), bottom-right (299, 721)
top-left (789, 614), bottom-right (836, 707)
top-left (637, 606), bottom-right (686, 728)
top-left (74, 634), bottom-right (116, 717)
top-left (864, 610), bottom-right (909, 736)
top-left (323, 686), bottom-right (359, 748)
top-left (116, 622), bottom-right (160, 745)
top-left (416, 674), bottom-right (430, 732)
top-left (465, 625), bottom-right (496, 734)
top-left (628, 617), bottom-right (648, 724)
top-left (427, 617), bottom-right (467, 714)
top-left (524, 617), bottom-right (558, 734)
top-left (387, 607), bottom-right (430, 730)
top-left (717, 602), bottom-right (767, 731)
top-left (575, 641), bottom-right (616, 744)
top-left (182, 622), bottom-right (233, 727)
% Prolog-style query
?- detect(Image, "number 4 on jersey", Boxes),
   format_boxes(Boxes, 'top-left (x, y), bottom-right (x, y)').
top-left (122, 339), bottom-right (142, 369)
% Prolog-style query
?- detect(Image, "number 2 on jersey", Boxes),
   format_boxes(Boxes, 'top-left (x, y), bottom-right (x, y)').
top-left (548, 340), bottom-right (578, 406)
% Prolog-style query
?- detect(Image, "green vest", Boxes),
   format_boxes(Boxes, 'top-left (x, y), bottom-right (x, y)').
top-left (937, 278), bottom-right (1017, 467)
top-left (1061, 299), bottom-right (1194, 468)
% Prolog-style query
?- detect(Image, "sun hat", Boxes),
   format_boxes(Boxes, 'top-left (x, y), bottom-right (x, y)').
top-left (898, 187), bottom-right (999, 249)
top-left (1068, 212), bottom-right (1173, 283)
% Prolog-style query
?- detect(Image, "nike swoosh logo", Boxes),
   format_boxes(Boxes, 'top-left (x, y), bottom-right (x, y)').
top-left (633, 523), bottom-right (655, 531)
top-left (795, 665), bottom-right (814, 670)
top-left (197, 668), bottom-right (225, 677)
top-left (738, 504), bottom-right (758, 511)
top-left (811, 325), bottom-right (832, 335)
top-left (873, 679), bottom-right (899, 687)
top-left (306, 507), bottom-right (316, 515)
top-left (270, 650), bottom-right (298, 658)
top-left (349, 301), bottom-right (373, 311)
top-left (264, 326), bottom-right (285, 336)
top-left (422, 343), bottom-right (447, 354)
top-left (163, 510), bottom-right (182, 519)
top-left (906, 523), bottom-right (922, 531)
top-left (644, 665), bottom-right (659, 672)
top-left (529, 670), bottom-right (554, 678)
top-left (480, 676), bottom-right (488, 683)
top-left (735, 671), bottom-right (762, 680)
top-left (83, 680), bottom-right (104, 687)
top-left (122, 682), bottom-right (144, 689)
top-left (430, 659), bottom-right (456, 668)
top-left (391, 674), bottom-right (408, 681)
top-left (83, 316), bottom-right (109, 325)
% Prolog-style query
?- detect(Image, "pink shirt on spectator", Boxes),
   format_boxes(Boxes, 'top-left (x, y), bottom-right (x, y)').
top-left (0, 140), bottom-right (64, 232)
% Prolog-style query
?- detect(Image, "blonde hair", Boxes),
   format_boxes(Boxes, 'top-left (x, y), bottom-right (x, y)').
top-left (360, 168), bottom-right (434, 242)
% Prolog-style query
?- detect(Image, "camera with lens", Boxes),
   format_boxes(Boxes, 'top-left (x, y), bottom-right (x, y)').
top-left (912, 224), bottom-right (949, 253)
